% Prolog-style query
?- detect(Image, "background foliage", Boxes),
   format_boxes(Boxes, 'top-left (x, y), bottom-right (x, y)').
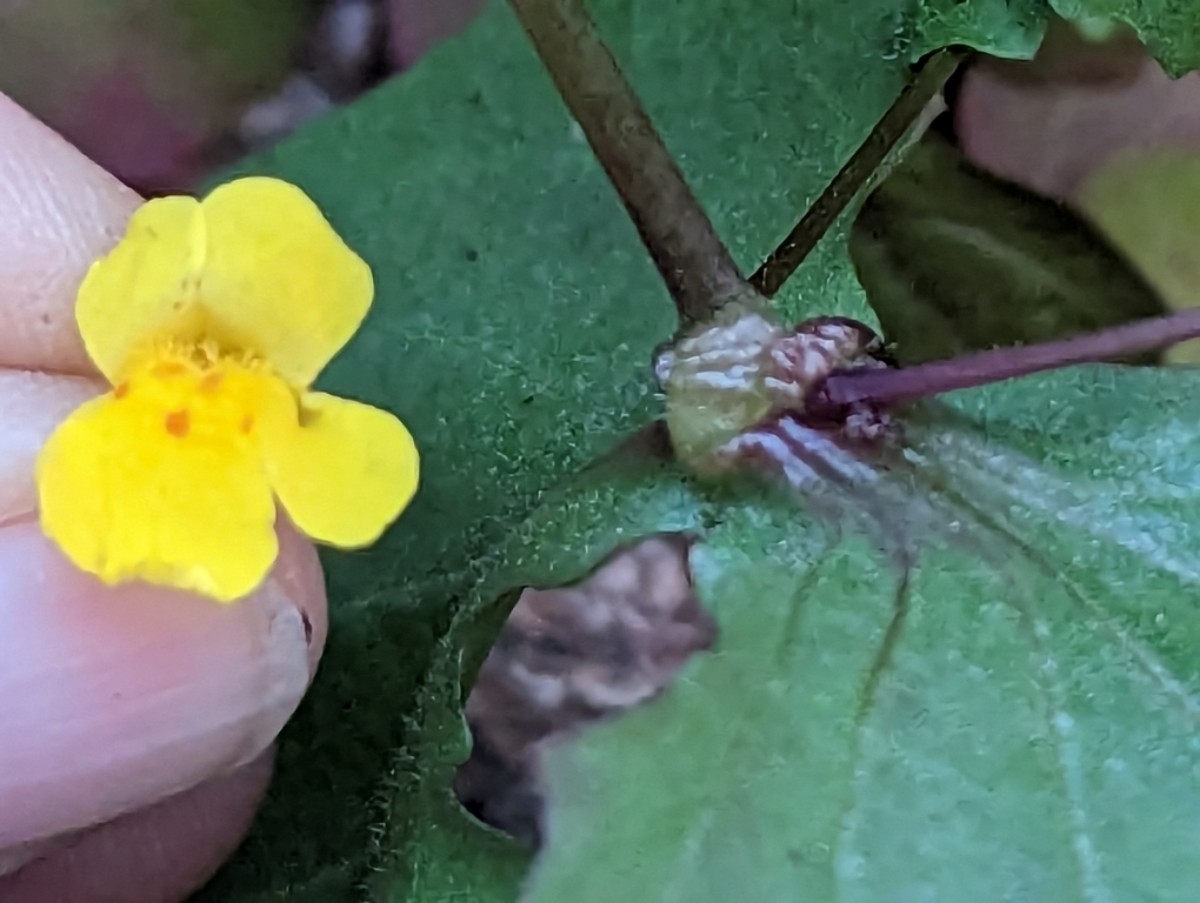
top-left (168, 0), bottom-right (1200, 899)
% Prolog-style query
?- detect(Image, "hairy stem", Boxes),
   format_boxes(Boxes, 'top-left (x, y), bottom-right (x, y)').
top-left (509, 0), bottom-right (747, 324)
top-left (751, 48), bottom-right (968, 297)
top-left (815, 308), bottom-right (1200, 412)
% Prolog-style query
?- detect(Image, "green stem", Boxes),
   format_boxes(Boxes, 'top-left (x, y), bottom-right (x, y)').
top-left (751, 48), bottom-right (968, 297)
top-left (508, 0), bottom-right (748, 324)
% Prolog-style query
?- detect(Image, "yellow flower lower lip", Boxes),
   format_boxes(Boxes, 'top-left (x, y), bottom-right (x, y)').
top-left (35, 176), bottom-right (421, 603)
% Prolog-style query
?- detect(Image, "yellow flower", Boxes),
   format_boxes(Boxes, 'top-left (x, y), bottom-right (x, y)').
top-left (35, 177), bottom-right (419, 603)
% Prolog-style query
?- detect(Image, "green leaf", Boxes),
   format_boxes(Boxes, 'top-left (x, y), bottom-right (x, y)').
top-left (911, 0), bottom-right (1050, 60)
top-left (1050, 0), bottom-right (1200, 75)
top-left (914, 1), bottom-right (1200, 75)
top-left (192, 0), bottom-right (1200, 899)
top-left (196, 0), bottom-right (921, 894)
top-left (850, 135), bottom-right (1167, 365)
top-left (524, 366), bottom-right (1200, 902)
top-left (365, 428), bottom-right (706, 900)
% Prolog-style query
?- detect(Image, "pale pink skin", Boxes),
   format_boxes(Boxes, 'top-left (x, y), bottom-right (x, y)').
top-left (0, 92), bottom-right (329, 901)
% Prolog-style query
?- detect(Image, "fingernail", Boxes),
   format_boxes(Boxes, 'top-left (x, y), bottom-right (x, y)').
top-left (272, 514), bottom-right (329, 680)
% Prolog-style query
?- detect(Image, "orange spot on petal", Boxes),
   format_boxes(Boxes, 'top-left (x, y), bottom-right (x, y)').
top-left (113, 382), bottom-right (129, 399)
top-left (200, 372), bottom-right (224, 393)
top-left (240, 414), bottom-right (255, 434)
top-left (165, 409), bottom-right (190, 438)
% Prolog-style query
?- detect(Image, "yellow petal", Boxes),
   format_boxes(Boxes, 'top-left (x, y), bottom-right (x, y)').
top-left (75, 178), bottom-right (371, 388)
top-left (260, 392), bottom-right (418, 548)
top-left (36, 393), bottom-right (279, 603)
top-left (197, 177), bottom-right (374, 387)
top-left (76, 196), bottom-right (207, 383)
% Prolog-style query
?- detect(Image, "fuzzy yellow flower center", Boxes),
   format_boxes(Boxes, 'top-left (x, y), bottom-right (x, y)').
top-left (113, 342), bottom-right (287, 449)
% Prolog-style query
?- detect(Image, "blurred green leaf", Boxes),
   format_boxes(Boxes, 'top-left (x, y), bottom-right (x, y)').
top-left (915, 0), bottom-right (1200, 75)
top-left (1079, 149), bottom-right (1200, 363)
top-left (850, 135), bottom-right (1166, 365)
top-left (0, 0), bottom-right (310, 188)
top-left (183, 0), bottom-right (1200, 900)
top-left (171, 0), bottom-right (311, 88)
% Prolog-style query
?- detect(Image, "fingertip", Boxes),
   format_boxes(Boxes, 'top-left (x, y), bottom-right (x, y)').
top-left (0, 747), bottom-right (277, 903)
top-left (0, 92), bottom-right (140, 374)
top-left (0, 518), bottom-right (320, 849)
